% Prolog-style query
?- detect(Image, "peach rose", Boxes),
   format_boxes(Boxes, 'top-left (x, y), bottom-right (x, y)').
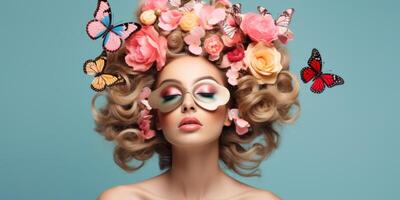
top-left (244, 42), bottom-right (283, 84)
top-left (140, 10), bottom-right (157, 25)
top-left (125, 26), bottom-right (167, 72)
top-left (179, 12), bottom-right (200, 32)
top-left (240, 13), bottom-right (278, 45)
top-left (158, 10), bottom-right (183, 32)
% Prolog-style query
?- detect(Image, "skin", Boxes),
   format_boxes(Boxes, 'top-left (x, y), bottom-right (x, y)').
top-left (98, 56), bottom-right (281, 200)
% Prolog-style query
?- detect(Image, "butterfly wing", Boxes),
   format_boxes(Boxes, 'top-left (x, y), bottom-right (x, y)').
top-left (308, 48), bottom-right (322, 73)
top-left (321, 73), bottom-right (345, 88)
top-left (310, 77), bottom-right (326, 94)
top-left (300, 66), bottom-right (316, 83)
top-left (257, 6), bottom-right (271, 16)
top-left (275, 8), bottom-right (294, 44)
top-left (169, 0), bottom-right (181, 7)
top-left (102, 22), bottom-right (141, 52)
top-left (83, 51), bottom-right (107, 76)
top-left (91, 74), bottom-right (123, 92)
top-left (86, 0), bottom-right (112, 40)
top-left (276, 8), bottom-right (294, 35)
top-left (223, 3), bottom-right (242, 39)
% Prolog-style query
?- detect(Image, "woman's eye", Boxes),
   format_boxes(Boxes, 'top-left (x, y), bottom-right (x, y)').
top-left (197, 92), bottom-right (215, 98)
top-left (162, 94), bottom-right (181, 102)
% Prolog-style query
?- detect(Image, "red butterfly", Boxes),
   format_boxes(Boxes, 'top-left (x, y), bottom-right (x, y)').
top-left (300, 48), bottom-right (344, 94)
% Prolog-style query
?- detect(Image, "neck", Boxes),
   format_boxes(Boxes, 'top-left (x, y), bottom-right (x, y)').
top-left (166, 139), bottom-right (225, 198)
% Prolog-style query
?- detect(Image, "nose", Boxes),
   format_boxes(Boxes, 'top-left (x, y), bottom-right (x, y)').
top-left (181, 92), bottom-right (196, 113)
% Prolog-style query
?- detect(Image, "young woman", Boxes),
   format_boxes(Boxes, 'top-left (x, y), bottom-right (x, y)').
top-left (86, 0), bottom-right (300, 199)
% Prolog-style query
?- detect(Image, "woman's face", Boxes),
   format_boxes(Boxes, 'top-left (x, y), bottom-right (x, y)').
top-left (154, 56), bottom-right (231, 147)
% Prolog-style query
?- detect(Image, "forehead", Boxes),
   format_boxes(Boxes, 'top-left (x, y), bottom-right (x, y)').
top-left (156, 56), bottom-right (226, 87)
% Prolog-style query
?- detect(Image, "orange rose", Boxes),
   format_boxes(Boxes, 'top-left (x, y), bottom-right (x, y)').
top-left (244, 43), bottom-right (283, 84)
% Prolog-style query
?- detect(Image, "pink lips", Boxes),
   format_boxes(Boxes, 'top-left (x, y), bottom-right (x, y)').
top-left (178, 117), bottom-right (203, 133)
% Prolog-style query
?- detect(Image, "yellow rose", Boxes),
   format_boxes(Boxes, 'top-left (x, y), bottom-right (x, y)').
top-left (140, 10), bottom-right (157, 25)
top-left (244, 43), bottom-right (283, 84)
top-left (179, 12), bottom-right (199, 32)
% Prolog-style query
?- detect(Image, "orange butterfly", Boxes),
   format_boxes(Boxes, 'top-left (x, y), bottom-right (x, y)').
top-left (83, 51), bottom-right (124, 92)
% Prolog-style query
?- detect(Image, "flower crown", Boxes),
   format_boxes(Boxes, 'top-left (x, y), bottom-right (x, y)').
top-left (84, 0), bottom-right (295, 139)
top-left (129, 0), bottom-right (295, 85)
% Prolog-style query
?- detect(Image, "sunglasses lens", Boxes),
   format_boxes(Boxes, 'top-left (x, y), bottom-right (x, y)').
top-left (148, 80), bottom-right (230, 113)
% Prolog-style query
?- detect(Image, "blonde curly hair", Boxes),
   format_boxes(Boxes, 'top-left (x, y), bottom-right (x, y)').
top-left (90, 1), bottom-right (300, 177)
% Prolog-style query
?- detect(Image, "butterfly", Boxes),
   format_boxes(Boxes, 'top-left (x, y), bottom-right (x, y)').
top-left (223, 3), bottom-right (242, 39)
top-left (86, 0), bottom-right (141, 52)
top-left (168, 0), bottom-right (196, 13)
top-left (257, 6), bottom-right (295, 44)
top-left (300, 48), bottom-right (345, 94)
top-left (83, 51), bottom-right (124, 92)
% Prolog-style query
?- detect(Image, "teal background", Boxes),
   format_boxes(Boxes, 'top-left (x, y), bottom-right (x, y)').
top-left (1, 0), bottom-right (399, 199)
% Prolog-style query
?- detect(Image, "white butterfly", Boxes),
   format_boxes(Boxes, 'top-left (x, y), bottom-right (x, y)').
top-left (257, 6), bottom-right (295, 44)
top-left (222, 3), bottom-right (242, 39)
top-left (168, 0), bottom-right (199, 12)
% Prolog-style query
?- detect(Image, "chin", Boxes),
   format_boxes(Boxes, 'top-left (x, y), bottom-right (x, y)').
top-left (165, 129), bottom-right (221, 147)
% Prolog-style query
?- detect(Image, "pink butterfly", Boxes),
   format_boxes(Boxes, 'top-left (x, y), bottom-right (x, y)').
top-left (184, 27), bottom-right (205, 55)
top-left (86, 0), bottom-right (141, 52)
top-left (257, 6), bottom-right (295, 44)
top-left (168, 0), bottom-right (196, 12)
top-left (222, 3), bottom-right (242, 39)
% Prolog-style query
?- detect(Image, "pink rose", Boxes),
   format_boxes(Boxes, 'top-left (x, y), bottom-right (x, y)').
top-left (125, 26), bottom-right (167, 72)
top-left (141, 0), bottom-right (168, 11)
top-left (158, 10), bottom-right (183, 32)
top-left (240, 13), bottom-right (278, 45)
top-left (138, 109), bottom-right (156, 140)
top-left (204, 35), bottom-right (224, 61)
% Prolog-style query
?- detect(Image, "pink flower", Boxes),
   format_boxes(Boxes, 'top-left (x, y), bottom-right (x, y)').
top-left (141, 0), bottom-right (168, 12)
top-left (125, 26), bottom-right (167, 72)
top-left (158, 10), bottom-right (183, 32)
top-left (240, 13), bottom-right (278, 45)
top-left (220, 54), bottom-right (246, 86)
top-left (139, 87), bottom-right (152, 110)
top-left (227, 47), bottom-right (245, 62)
top-left (184, 26), bottom-right (205, 55)
top-left (195, 4), bottom-right (226, 30)
top-left (228, 109), bottom-right (250, 135)
top-left (226, 68), bottom-right (239, 86)
top-left (204, 35), bottom-right (224, 61)
top-left (138, 109), bottom-right (156, 140)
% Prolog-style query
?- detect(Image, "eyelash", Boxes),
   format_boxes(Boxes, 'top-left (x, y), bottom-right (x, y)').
top-left (162, 92), bottom-right (215, 102)
top-left (162, 94), bottom-right (181, 102)
top-left (197, 92), bottom-right (215, 98)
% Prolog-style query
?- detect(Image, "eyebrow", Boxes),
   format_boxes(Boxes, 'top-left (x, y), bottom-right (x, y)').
top-left (158, 75), bottom-right (219, 87)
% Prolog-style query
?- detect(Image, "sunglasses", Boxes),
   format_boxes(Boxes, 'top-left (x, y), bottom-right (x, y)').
top-left (148, 79), bottom-right (230, 113)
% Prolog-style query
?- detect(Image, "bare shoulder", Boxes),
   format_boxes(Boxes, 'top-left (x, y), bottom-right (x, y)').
top-left (97, 185), bottom-right (144, 200)
top-left (239, 188), bottom-right (281, 200)
top-left (230, 183), bottom-right (281, 200)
